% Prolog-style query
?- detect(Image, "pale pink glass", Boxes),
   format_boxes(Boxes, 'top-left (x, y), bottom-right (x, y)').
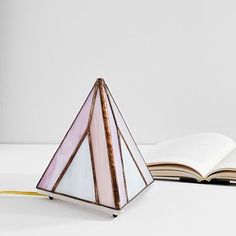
top-left (37, 87), bottom-right (95, 191)
top-left (105, 91), bottom-right (127, 207)
top-left (106, 87), bottom-right (153, 185)
top-left (90, 91), bottom-right (115, 208)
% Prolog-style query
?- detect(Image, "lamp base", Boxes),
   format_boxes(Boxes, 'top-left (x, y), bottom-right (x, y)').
top-left (37, 189), bottom-right (121, 215)
top-left (37, 182), bottom-right (153, 216)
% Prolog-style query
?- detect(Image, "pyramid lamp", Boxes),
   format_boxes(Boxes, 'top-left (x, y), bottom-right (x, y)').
top-left (36, 79), bottom-right (154, 217)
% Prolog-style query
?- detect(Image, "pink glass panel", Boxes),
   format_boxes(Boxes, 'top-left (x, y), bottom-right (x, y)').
top-left (106, 92), bottom-right (127, 207)
top-left (90, 91), bottom-right (115, 208)
top-left (37, 86), bottom-right (96, 191)
top-left (105, 86), bottom-right (153, 185)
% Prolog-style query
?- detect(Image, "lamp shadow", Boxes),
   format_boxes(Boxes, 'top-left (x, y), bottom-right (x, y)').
top-left (0, 195), bottom-right (114, 232)
top-left (0, 173), bottom-right (113, 232)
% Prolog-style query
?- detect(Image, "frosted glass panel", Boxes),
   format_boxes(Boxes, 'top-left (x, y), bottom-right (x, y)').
top-left (106, 92), bottom-right (127, 207)
top-left (106, 86), bottom-right (153, 185)
top-left (55, 136), bottom-right (95, 202)
top-left (120, 135), bottom-right (146, 200)
top-left (37, 86), bottom-right (96, 191)
top-left (90, 91), bottom-right (115, 208)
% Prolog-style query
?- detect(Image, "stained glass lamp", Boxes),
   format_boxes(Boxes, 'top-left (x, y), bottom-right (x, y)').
top-left (36, 78), bottom-right (154, 217)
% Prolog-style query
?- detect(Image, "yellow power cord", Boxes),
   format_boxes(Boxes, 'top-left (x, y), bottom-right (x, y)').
top-left (0, 190), bottom-right (46, 197)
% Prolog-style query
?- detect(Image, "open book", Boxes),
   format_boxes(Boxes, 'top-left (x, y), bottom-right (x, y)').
top-left (146, 133), bottom-right (236, 183)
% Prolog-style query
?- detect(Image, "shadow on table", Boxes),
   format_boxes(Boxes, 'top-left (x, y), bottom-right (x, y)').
top-left (156, 177), bottom-right (236, 187)
top-left (0, 173), bottom-right (113, 232)
top-left (0, 196), bottom-right (114, 231)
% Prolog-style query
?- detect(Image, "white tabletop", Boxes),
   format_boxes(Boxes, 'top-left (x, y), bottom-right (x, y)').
top-left (0, 144), bottom-right (235, 236)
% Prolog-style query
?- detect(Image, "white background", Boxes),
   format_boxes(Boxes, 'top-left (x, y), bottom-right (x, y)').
top-left (1, 2), bottom-right (236, 234)
top-left (1, 0), bottom-right (236, 145)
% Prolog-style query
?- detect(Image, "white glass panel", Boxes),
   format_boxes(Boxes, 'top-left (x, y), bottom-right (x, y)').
top-left (55, 136), bottom-right (95, 202)
top-left (120, 135), bottom-right (146, 200)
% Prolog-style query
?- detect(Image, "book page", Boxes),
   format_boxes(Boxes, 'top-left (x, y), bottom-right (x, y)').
top-left (210, 147), bottom-right (236, 172)
top-left (145, 133), bottom-right (236, 177)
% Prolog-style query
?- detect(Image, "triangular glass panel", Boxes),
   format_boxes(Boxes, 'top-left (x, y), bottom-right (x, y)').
top-left (105, 85), bottom-right (153, 185)
top-left (89, 90), bottom-right (115, 208)
top-left (119, 134), bottom-right (146, 200)
top-left (55, 136), bottom-right (96, 202)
